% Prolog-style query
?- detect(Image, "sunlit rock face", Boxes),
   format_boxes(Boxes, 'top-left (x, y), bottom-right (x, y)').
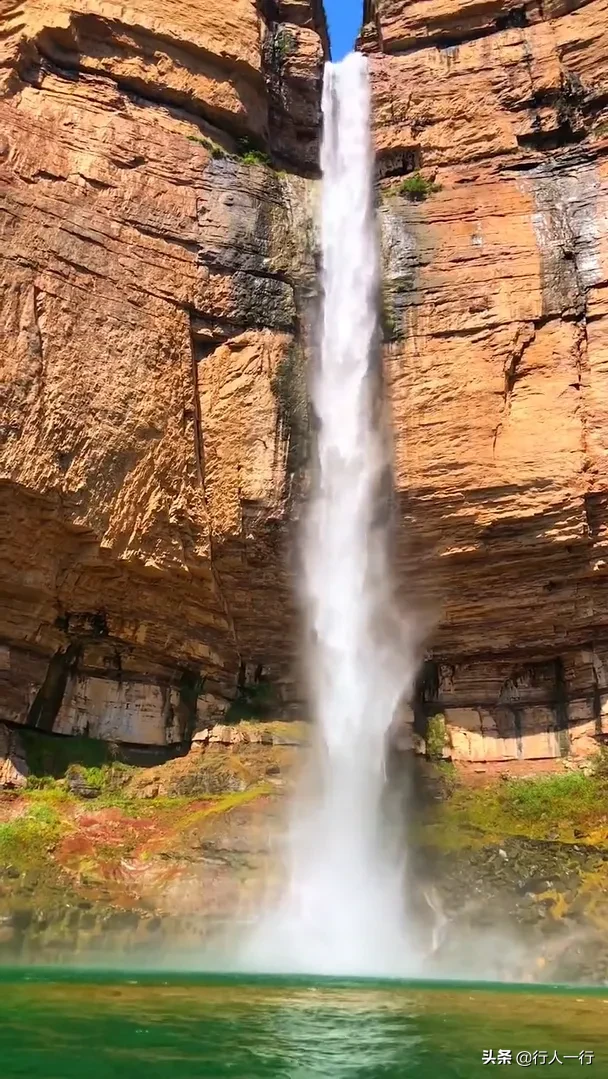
top-left (3, 0), bottom-right (608, 762)
top-left (0, 0), bottom-right (327, 745)
top-left (362, 0), bottom-right (608, 760)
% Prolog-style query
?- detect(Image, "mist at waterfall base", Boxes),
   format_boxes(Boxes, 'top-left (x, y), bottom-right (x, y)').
top-left (242, 52), bottom-right (420, 978)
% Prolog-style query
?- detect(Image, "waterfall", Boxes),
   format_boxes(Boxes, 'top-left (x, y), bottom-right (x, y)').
top-left (246, 53), bottom-right (417, 977)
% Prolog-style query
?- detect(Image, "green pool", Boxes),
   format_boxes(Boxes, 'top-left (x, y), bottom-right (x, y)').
top-left (0, 969), bottom-right (606, 1077)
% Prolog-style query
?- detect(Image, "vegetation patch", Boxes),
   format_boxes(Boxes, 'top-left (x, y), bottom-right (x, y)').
top-left (174, 784), bottom-right (272, 834)
top-left (21, 729), bottom-right (116, 779)
top-left (275, 28), bottom-right (297, 62)
top-left (237, 138), bottom-right (272, 167)
top-left (0, 801), bottom-right (65, 872)
top-left (26, 760), bottom-right (135, 804)
top-left (225, 681), bottom-right (279, 724)
top-left (0, 735), bottom-right (291, 951)
top-left (187, 132), bottom-right (273, 168)
top-left (398, 172), bottom-right (442, 202)
top-left (426, 714), bottom-right (448, 762)
top-left (187, 134), bottom-right (227, 159)
top-left (258, 720), bottom-right (309, 746)
top-left (421, 763), bottom-right (608, 851)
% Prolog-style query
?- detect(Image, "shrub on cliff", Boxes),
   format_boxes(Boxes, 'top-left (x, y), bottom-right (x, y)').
top-left (237, 138), bottom-right (272, 167)
top-left (187, 133), bottom-right (272, 168)
top-left (275, 28), bottom-right (297, 62)
top-left (398, 172), bottom-right (442, 202)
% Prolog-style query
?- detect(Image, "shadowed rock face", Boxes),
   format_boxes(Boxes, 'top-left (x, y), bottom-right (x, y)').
top-left (2, 0), bottom-right (608, 762)
top-left (0, 0), bottom-right (326, 745)
top-left (362, 0), bottom-right (608, 762)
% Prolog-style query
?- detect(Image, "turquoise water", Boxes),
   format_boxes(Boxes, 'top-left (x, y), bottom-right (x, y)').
top-left (0, 970), bottom-right (607, 1077)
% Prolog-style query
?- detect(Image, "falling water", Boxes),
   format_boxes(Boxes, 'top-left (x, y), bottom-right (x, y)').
top-left (246, 53), bottom-right (418, 977)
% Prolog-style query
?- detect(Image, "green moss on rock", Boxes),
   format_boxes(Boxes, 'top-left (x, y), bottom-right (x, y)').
top-left (426, 714), bottom-right (448, 762)
top-left (20, 729), bottom-right (115, 779)
top-left (421, 766), bottom-right (608, 851)
top-left (187, 134), bottom-right (227, 159)
top-left (0, 802), bottom-right (63, 871)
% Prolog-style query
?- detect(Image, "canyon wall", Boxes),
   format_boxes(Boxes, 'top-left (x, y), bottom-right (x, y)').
top-left (3, 0), bottom-right (608, 763)
top-left (364, 0), bottom-right (608, 760)
top-left (0, 0), bottom-right (326, 745)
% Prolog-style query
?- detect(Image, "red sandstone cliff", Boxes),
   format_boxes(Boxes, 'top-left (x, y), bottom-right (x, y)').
top-left (3, 0), bottom-right (608, 764)
top-left (363, 0), bottom-right (608, 760)
top-left (0, 0), bottom-right (326, 745)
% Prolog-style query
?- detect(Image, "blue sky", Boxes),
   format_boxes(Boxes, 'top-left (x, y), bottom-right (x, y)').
top-left (325, 0), bottom-right (361, 60)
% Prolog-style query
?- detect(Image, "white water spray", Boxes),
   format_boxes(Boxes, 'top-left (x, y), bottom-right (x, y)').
top-left (247, 53), bottom-right (418, 977)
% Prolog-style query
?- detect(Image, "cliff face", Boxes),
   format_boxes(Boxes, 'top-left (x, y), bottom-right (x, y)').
top-left (363, 0), bottom-right (608, 759)
top-left (3, 0), bottom-right (608, 765)
top-left (0, 0), bottom-right (326, 745)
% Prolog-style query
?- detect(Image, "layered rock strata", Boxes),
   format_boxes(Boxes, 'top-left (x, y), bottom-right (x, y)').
top-left (0, 0), bottom-right (326, 745)
top-left (4, 0), bottom-right (608, 762)
top-left (364, 0), bottom-right (608, 759)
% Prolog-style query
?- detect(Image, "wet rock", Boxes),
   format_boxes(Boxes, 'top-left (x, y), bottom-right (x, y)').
top-left (418, 830), bottom-right (608, 981)
top-left (10, 909), bottom-right (33, 931)
top-left (520, 876), bottom-right (553, 895)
